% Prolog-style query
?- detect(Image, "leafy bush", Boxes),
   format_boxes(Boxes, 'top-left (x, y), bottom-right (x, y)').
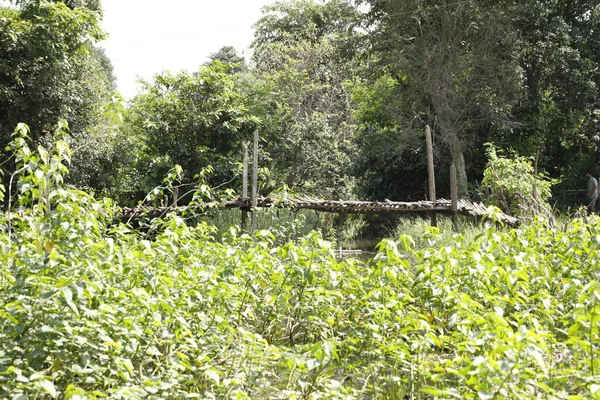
top-left (481, 144), bottom-right (556, 218)
top-left (2, 129), bottom-right (600, 398)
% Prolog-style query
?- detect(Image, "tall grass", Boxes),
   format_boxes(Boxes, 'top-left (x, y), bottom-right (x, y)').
top-left (203, 207), bottom-right (505, 257)
top-left (392, 215), bottom-right (507, 251)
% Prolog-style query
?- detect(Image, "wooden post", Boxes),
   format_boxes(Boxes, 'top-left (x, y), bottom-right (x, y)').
top-left (425, 125), bottom-right (437, 227)
top-left (532, 147), bottom-right (540, 214)
top-left (251, 130), bottom-right (259, 233)
top-left (450, 163), bottom-right (458, 231)
top-left (241, 143), bottom-right (249, 231)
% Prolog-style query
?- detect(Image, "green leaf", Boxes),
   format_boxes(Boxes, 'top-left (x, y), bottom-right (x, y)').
top-left (37, 380), bottom-right (57, 398)
top-left (205, 368), bottom-right (220, 385)
top-left (477, 391), bottom-right (494, 400)
top-left (62, 286), bottom-right (79, 316)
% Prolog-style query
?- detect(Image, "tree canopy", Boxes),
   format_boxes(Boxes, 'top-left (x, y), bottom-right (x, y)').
top-left (1, 0), bottom-right (599, 210)
top-left (0, 0), bottom-right (122, 197)
top-left (250, 0), bottom-right (362, 198)
top-left (0, 1), bottom-right (105, 141)
top-left (123, 62), bottom-right (258, 203)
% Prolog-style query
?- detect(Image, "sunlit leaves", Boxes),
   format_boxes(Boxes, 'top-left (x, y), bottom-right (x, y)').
top-left (125, 62), bottom-right (258, 201)
top-left (0, 0), bottom-right (106, 141)
top-left (2, 136), bottom-right (600, 398)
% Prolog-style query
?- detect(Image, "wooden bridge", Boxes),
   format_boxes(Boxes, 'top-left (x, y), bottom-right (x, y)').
top-left (120, 195), bottom-right (518, 226)
top-left (120, 126), bottom-right (519, 228)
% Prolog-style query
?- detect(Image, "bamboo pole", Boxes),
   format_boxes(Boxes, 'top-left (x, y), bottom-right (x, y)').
top-left (532, 147), bottom-right (540, 214)
top-left (251, 130), bottom-right (259, 233)
top-left (450, 163), bottom-right (458, 231)
top-left (241, 143), bottom-right (249, 231)
top-left (425, 125), bottom-right (437, 227)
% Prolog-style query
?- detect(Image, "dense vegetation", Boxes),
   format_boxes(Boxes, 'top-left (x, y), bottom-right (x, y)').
top-left (1, 0), bottom-right (600, 398)
top-left (2, 0), bottom-right (598, 207)
top-left (1, 133), bottom-right (600, 398)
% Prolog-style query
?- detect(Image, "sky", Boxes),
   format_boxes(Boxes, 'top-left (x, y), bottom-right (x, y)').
top-left (100, 0), bottom-right (277, 98)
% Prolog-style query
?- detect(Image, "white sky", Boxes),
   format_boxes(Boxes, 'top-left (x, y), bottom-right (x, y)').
top-left (100, 0), bottom-right (277, 98)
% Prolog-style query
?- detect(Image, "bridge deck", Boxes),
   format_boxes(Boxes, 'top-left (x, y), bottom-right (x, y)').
top-left (120, 196), bottom-right (518, 226)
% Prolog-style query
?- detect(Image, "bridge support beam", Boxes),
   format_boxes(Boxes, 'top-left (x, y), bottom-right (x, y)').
top-left (251, 129), bottom-right (259, 233)
top-left (450, 163), bottom-right (458, 231)
top-left (241, 143), bottom-right (249, 232)
top-left (425, 125), bottom-right (437, 227)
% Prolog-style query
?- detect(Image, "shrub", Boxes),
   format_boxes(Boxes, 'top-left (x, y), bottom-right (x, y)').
top-left (2, 127), bottom-right (600, 399)
top-left (481, 144), bottom-right (556, 217)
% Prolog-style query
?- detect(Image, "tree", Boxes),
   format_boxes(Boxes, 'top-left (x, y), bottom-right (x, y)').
top-left (250, 0), bottom-right (362, 198)
top-left (356, 0), bottom-right (520, 198)
top-left (8, 0), bottom-right (102, 11)
top-left (501, 0), bottom-right (600, 178)
top-left (355, 0), bottom-right (600, 203)
top-left (208, 46), bottom-right (248, 74)
top-left (0, 0), bottom-right (106, 144)
top-left (123, 62), bottom-right (258, 203)
top-left (348, 74), bottom-right (435, 201)
top-left (0, 0), bottom-right (131, 199)
top-left (65, 93), bottom-right (134, 198)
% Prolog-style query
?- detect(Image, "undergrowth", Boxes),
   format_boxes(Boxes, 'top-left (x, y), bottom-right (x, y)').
top-left (1, 126), bottom-right (600, 399)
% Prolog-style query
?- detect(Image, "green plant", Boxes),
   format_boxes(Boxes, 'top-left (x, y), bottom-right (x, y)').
top-left (481, 144), bottom-right (557, 218)
top-left (2, 127), bottom-right (600, 398)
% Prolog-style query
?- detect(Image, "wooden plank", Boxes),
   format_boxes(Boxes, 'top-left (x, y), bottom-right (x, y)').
top-left (119, 196), bottom-right (518, 226)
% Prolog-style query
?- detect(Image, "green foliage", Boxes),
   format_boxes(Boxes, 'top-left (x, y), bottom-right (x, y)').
top-left (65, 93), bottom-right (134, 198)
top-left (124, 62), bottom-right (259, 203)
top-left (8, 0), bottom-right (103, 12)
top-left (250, 0), bottom-right (361, 199)
top-left (0, 0), bottom-right (126, 200)
top-left (208, 46), bottom-right (248, 75)
top-left (3, 124), bottom-right (600, 399)
top-left (347, 74), bottom-right (431, 201)
top-left (355, 0), bottom-right (599, 201)
top-left (356, 0), bottom-right (521, 198)
top-left (349, 74), bottom-right (400, 129)
top-left (500, 0), bottom-right (600, 202)
top-left (506, 0), bottom-right (600, 149)
top-left (0, 0), bottom-right (106, 141)
top-left (482, 144), bottom-right (556, 217)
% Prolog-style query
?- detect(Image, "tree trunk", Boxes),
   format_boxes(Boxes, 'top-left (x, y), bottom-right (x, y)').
top-left (448, 136), bottom-right (469, 199)
top-left (429, 100), bottom-right (470, 198)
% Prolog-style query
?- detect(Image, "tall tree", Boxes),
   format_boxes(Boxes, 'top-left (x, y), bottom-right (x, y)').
top-left (357, 0), bottom-right (520, 198)
top-left (124, 62), bottom-right (258, 203)
top-left (0, 0), bottom-right (106, 143)
top-left (251, 0), bottom-right (362, 198)
top-left (0, 0), bottom-right (129, 199)
top-left (208, 46), bottom-right (248, 74)
top-left (504, 0), bottom-right (600, 176)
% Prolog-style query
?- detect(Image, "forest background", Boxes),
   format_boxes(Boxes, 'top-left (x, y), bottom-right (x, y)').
top-left (3, 1), bottom-right (600, 398)
top-left (1, 0), bottom-right (599, 223)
